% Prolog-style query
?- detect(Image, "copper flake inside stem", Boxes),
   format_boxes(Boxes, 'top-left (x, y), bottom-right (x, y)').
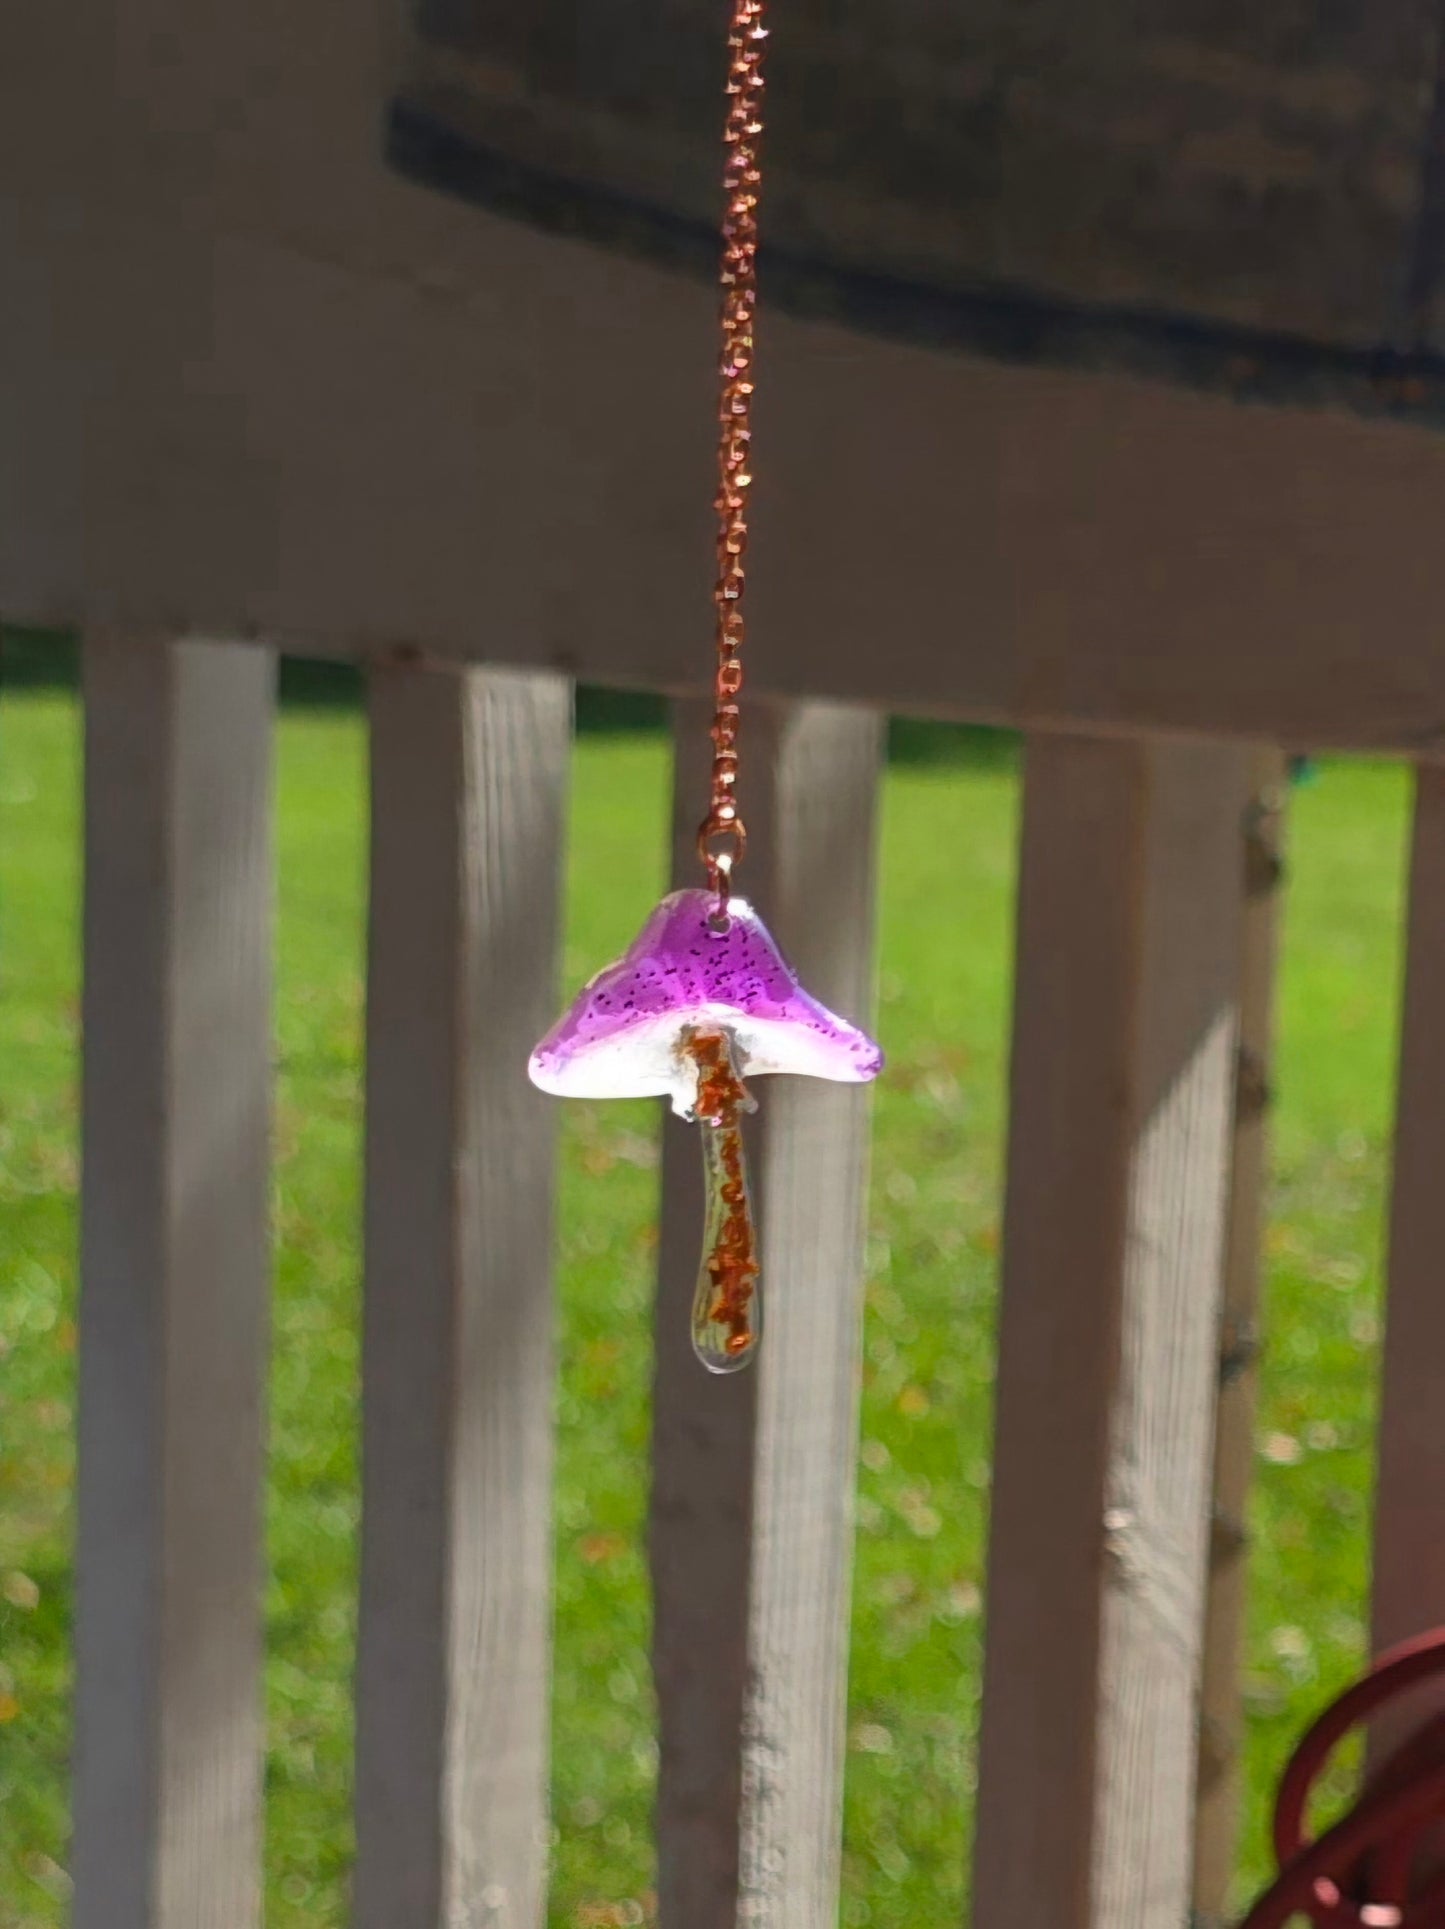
top-left (684, 1029), bottom-right (761, 1372)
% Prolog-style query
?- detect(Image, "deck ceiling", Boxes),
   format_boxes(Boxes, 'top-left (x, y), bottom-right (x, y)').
top-left (5, 0), bottom-right (1445, 748)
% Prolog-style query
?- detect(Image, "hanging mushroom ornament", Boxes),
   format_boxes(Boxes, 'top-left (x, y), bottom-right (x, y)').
top-left (529, 892), bottom-right (882, 1370)
top-left (528, 0), bottom-right (883, 1370)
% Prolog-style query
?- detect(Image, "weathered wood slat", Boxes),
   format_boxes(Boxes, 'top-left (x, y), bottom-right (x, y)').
top-left (1371, 764), bottom-right (1445, 1760)
top-left (354, 663), bottom-right (571, 1929)
top-left (1193, 750), bottom-right (1288, 1927)
top-left (737, 709), bottom-right (882, 1927)
top-left (74, 633), bottom-right (274, 1929)
top-left (651, 700), bottom-right (882, 1929)
top-left (974, 735), bottom-right (1249, 1929)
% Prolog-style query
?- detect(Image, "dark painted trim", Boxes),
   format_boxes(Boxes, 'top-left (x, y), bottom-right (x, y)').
top-left (388, 95), bottom-right (1445, 429)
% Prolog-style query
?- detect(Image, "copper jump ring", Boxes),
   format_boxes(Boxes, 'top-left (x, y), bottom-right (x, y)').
top-left (698, 817), bottom-right (747, 916)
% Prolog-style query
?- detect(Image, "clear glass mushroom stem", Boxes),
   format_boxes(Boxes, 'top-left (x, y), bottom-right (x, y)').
top-left (684, 1030), bottom-right (762, 1374)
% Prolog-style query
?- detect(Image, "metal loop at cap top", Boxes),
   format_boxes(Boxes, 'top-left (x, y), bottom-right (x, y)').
top-left (698, 816), bottom-right (746, 874)
top-left (698, 819), bottom-right (746, 919)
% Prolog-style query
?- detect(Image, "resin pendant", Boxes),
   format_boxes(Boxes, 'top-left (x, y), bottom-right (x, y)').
top-left (529, 888), bottom-right (883, 1372)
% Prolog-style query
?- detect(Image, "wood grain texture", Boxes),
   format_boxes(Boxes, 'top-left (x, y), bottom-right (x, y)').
top-left (974, 735), bottom-right (1249, 1929)
top-left (74, 633), bottom-right (274, 1929)
top-left (651, 700), bottom-right (882, 1929)
top-left (1193, 750), bottom-right (1287, 1926)
top-left (1371, 764), bottom-right (1445, 1762)
top-left (354, 662), bottom-right (570, 1929)
top-left (9, 4), bottom-right (1445, 747)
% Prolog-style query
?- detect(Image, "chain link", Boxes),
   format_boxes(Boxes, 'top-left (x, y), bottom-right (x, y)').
top-left (696, 0), bottom-right (767, 909)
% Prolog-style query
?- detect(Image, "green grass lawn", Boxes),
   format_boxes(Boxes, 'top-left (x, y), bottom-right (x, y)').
top-left (0, 688), bottom-right (1411, 1925)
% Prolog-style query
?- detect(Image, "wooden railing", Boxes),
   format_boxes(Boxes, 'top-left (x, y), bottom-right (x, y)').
top-left (10, 2), bottom-right (1445, 1916)
top-left (45, 622), bottom-right (1395, 1929)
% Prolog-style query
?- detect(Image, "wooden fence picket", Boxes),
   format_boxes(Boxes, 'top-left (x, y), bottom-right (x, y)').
top-left (1370, 764), bottom-right (1445, 1764)
top-left (75, 634), bottom-right (275, 1929)
top-left (974, 735), bottom-right (1250, 1929)
top-left (1193, 749), bottom-right (1288, 1925)
top-left (354, 662), bottom-right (571, 1929)
top-left (651, 700), bottom-right (883, 1929)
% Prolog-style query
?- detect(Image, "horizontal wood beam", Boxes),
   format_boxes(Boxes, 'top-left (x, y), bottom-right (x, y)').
top-left (7, 6), bottom-right (1445, 748)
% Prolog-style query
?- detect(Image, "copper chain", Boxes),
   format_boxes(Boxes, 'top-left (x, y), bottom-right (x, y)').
top-left (697, 0), bottom-right (767, 908)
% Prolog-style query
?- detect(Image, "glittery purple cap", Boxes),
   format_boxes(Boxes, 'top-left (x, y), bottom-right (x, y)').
top-left (529, 888), bottom-right (884, 1116)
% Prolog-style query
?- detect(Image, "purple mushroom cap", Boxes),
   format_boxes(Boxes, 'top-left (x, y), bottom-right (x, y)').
top-left (529, 888), bottom-right (884, 1116)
